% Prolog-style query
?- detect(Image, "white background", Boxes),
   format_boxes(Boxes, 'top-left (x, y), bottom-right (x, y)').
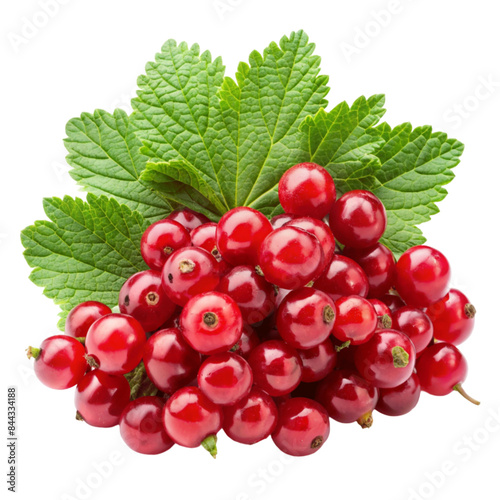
top-left (1, 1), bottom-right (499, 499)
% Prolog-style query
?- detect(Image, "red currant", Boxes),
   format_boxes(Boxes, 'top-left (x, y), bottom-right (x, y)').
top-left (65, 301), bottom-right (112, 338)
top-left (190, 222), bottom-right (217, 254)
top-left (272, 397), bottom-right (330, 456)
top-left (270, 213), bottom-right (298, 229)
top-left (392, 306), bottom-right (434, 355)
top-left (332, 295), bottom-right (377, 345)
top-left (297, 337), bottom-right (337, 382)
top-left (167, 208), bottom-right (210, 232)
top-left (395, 245), bottom-right (451, 307)
top-left (329, 190), bottom-right (386, 248)
top-left (180, 292), bottom-right (243, 355)
top-left (85, 313), bottom-right (146, 375)
top-left (119, 396), bottom-right (174, 454)
top-left (230, 324), bottom-right (260, 359)
top-left (376, 372), bottom-right (421, 416)
top-left (368, 298), bottom-right (393, 329)
top-left (278, 162), bottom-right (336, 219)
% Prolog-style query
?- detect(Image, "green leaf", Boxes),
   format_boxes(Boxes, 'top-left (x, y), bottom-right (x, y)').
top-left (64, 109), bottom-right (172, 222)
top-left (21, 195), bottom-right (149, 329)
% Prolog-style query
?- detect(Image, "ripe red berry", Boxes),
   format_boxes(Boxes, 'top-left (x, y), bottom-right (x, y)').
top-left (278, 162), bottom-right (336, 219)
top-left (270, 213), bottom-right (298, 229)
top-left (272, 397), bottom-right (330, 456)
top-left (395, 245), bottom-right (451, 308)
top-left (161, 247), bottom-right (220, 306)
top-left (223, 387), bottom-right (278, 445)
top-left (119, 396), bottom-right (174, 454)
top-left (65, 301), bottom-right (112, 338)
top-left (296, 337), bottom-right (337, 382)
top-left (85, 313), bottom-right (146, 375)
top-left (143, 328), bottom-right (202, 394)
top-left (167, 208), bottom-right (210, 232)
top-left (190, 222), bottom-right (218, 254)
top-left (248, 340), bottom-right (303, 397)
top-left (230, 324), bottom-right (260, 359)
top-left (368, 298), bottom-right (393, 330)
top-left (425, 289), bottom-right (476, 345)
top-left (392, 306), bottom-right (434, 355)
top-left (332, 295), bottom-right (377, 346)
top-left (376, 372), bottom-right (421, 417)
top-left (119, 270), bottom-right (176, 332)
top-left (258, 226), bottom-right (325, 289)
top-left (216, 207), bottom-right (273, 266)
top-left (354, 329), bottom-right (416, 388)
top-left (27, 335), bottom-right (87, 389)
top-left (75, 370), bottom-right (130, 427)
top-left (276, 287), bottom-right (336, 349)
top-left (180, 292), bottom-right (243, 355)
top-left (140, 219), bottom-right (191, 270)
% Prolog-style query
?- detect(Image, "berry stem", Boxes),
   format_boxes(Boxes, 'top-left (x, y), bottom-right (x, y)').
top-left (357, 411), bottom-right (374, 429)
top-left (126, 361), bottom-right (160, 400)
top-left (75, 411), bottom-right (84, 421)
top-left (75, 337), bottom-right (86, 345)
top-left (335, 341), bottom-right (351, 352)
top-left (380, 313), bottom-right (392, 329)
top-left (85, 354), bottom-right (100, 369)
top-left (454, 384), bottom-right (480, 406)
top-left (392, 346), bottom-right (409, 368)
top-left (464, 303), bottom-right (476, 319)
top-left (201, 435), bottom-right (218, 458)
top-left (26, 346), bottom-right (41, 360)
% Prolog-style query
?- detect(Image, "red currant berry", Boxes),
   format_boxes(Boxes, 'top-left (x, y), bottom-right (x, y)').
top-left (230, 324), bottom-right (260, 359)
top-left (216, 207), bottom-right (272, 266)
top-left (380, 293), bottom-right (406, 313)
top-left (143, 328), bottom-right (202, 394)
top-left (75, 370), bottom-right (130, 427)
top-left (297, 337), bottom-right (337, 382)
top-left (161, 247), bottom-right (220, 306)
top-left (343, 243), bottom-right (395, 298)
top-left (368, 298), bottom-right (393, 329)
top-left (315, 369), bottom-right (378, 427)
top-left (395, 245), bottom-right (451, 308)
top-left (392, 306), bottom-right (434, 355)
top-left (425, 289), bottom-right (476, 345)
top-left (190, 222), bottom-right (218, 253)
top-left (376, 372), bottom-right (421, 417)
top-left (354, 329), bottom-right (416, 388)
top-left (26, 335), bottom-right (87, 389)
top-left (248, 340), bottom-right (303, 396)
top-left (65, 301), bottom-right (112, 338)
top-left (329, 190), bottom-right (386, 248)
top-left (119, 396), bottom-right (174, 454)
top-left (85, 313), bottom-right (146, 375)
top-left (285, 217), bottom-right (335, 265)
top-left (180, 292), bottom-right (243, 355)
top-left (270, 213), bottom-right (298, 229)
top-left (416, 343), bottom-right (479, 404)
top-left (119, 270), bottom-right (176, 332)
top-left (141, 219), bottom-right (191, 271)
top-left (167, 208), bottom-right (210, 232)
top-left (314, 254), bottom-right (369, 301)
top-left (272, 397), bottom-right (330, 456)
top-left (198, 352), bottom-right (253, 405)
top-left (223, 387), bottom-right (278, 444)
top-left (217, 265), bottom-right (276, 324)
top-left (276, 287), bottom-right (336, 349)
top-left (332, 295), bottom-right (377, 345)
top-left (258, 226), bottom-right (325, 289)
top-left (278, 162), bottom-right (336, 219)
top-left (162, 386), bottom-right (222, 456)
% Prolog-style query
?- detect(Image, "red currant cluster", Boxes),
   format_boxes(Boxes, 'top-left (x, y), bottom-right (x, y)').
top-left (27, 162), bottom-right (478, 458)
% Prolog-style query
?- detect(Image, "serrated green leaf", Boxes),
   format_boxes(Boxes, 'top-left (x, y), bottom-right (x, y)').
top-left (21, 195), bottom-right (149, 329)
top-left (65, 109), bottom-right (171, 221)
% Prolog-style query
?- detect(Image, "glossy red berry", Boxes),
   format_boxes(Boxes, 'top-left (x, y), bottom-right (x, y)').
top-left (270, 213), bottom-right (298, 229)
top-left (119, 270), bottom-right (176, 332)
top-left (190, 222), bottom-right (218, 254)
top-left (316, 369), bottom-right (378, 427)
top-left (85, 313), bottom-right (146, 375)
top-left (329, 190), bottom-right (386, 248)
top-left (258, 226), bottom-right (325, 289)
top-left (27, 335), bottom-right (87, 390)
top-left (248, 340), bottom-right (303, 397)
top-left (395, 245), bottom-right (451, 308)
top-left (368, 298), bottom-right (393, 330)
top-left (425, 289), bottom-right (476, 345)
top-left (198, 352), bottom-right (253, 405)
top-left (216, 207), bottom-right (273, 266)
top-left (276, 287), bottom-right (336, 349)
top-left (161, 247), bottom-right (220, 306)
top-left (119, 396), bottom-right (174, 454)
top-left (75, 370), bottom-right (130, 427)
top-left (278, 162), bottom-right (336, 219)
top-left (392, 306), bottom-right (434, 355)
top-left (314, 254), bottom-right (369, 301)
top-left (223, 387), bottom-right (278, 445)
top-left (332, 295), bottom-right (377, 345)
top-left (65, 301), bottom-right (112, 338)
top-left (180, 292), bottom-right (243, 355)
top-left (143, 328), bottom-right (202, 394)
top-left (272, 397), bottom-right (330, 456)
top-left (217, 265), bottom-right (276, 324)
top-left (343, 243), bottom-right (396, 298)
top-left (297, 337), bottom-right (337, 382)
top-left (230, 324), bottom-right (260, 359)
top-left (376, 372), bottom-right (421, 417)
top-left (380, 293), bottom-right (406, 313)
top-left (167, 208), bottom-right (210, 232)
top-left (140, 219), bottom-right (191, 271)
top-left (354, 329), bottom-right (416, 388)
top-left (162, 386), bottom-right (223, 455)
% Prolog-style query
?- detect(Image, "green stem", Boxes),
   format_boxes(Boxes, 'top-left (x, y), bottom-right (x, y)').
top-left (201, 435), bottom-right (218, 458)
top-left (26, 346), bottom-right (41, 360)
top-left (454, 384), bottom-right (480, 406)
